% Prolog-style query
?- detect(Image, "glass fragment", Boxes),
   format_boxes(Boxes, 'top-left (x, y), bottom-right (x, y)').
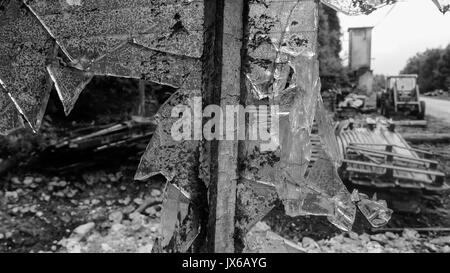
top-left (47, 64), bottom-right (93, 116)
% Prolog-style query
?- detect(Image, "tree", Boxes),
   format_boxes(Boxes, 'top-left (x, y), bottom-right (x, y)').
top-left (401, 46), bottom-right (450, 92)
top-left (318, 4), bottom-right (349, 90)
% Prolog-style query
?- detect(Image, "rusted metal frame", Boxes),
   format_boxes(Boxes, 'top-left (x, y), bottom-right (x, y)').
top-left (346, 146), bottom-right (439, 165)
top-left (206, 0), bottom-right (244, 253)
top-left (343, 159), bottom-right (445, 178)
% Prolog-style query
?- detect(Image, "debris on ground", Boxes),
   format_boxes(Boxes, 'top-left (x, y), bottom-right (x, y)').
top-left (0, 167), bottom-right (164, 253)
top-left (248, 222), bottom-right (450, 253)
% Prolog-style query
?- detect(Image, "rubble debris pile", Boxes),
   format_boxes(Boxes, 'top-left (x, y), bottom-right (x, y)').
top-left (246, 222), bottom-right (450, 253)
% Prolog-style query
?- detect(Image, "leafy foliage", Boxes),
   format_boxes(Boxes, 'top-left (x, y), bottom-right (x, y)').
top-left (318, 4), bottom-right (349, 90)
top-left (401, 44), bottom-right (450, 92)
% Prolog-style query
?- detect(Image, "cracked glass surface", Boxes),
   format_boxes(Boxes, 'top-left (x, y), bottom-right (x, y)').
top-left (241, 0), bottom-right (393, 234)
top-left (47, 63), bottom-right (93, 115)
top-left (0, 0), bottom-right (204, 135)
top-left (352, 190), bottom-right (393, 228)
top-left (321, 0), bottom-right (396, 15)
top-left (135, 88), bottom-right (205, 252)
top-left (25, 0), bottom-right (204, 68)
top-left (0, 0), bottom-right (55, 131)
top-left (244, 0), bottom-right (353, 229)
top-left (0, 87), bottom-right (24, 135)
top-left (158, 182), bottom-right (200, 253)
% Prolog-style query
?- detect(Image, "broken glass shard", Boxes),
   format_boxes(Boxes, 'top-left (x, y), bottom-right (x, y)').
top-left (433, 0), bottom-right (450, 13)
top-left (316, 95), bottom-right (343, 166)
top-left (135, 88), bottom-right (201, 184)
top-left (159, 182), bottom-right (192, 250)
top-left (25, 0), bottom-right (205, 68)
top-left (0, 0), bottom-right (55, 131)
top-left (0, 89), bottom-right (24, 135)
top-left (355, 191), bottom-right (393, 228)
top-left (321, 0), bottom-right (394, 15)
top-left (279, 54), bottom-right (321, 186)
top-left (327, 189), bottom-right (356, 232)
top-left (236, 177), bottom-right (279, 235)
top-left (244, 222), bottom-right (305, 253)
top-left (87, 42), bottom-right (201, 89)
top-left (295, 153), bottom-right (355, 231)
top-left (47, 64), bottom-right (93, 116)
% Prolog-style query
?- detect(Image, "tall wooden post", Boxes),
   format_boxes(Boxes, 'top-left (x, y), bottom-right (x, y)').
top-left (206, 0), bottom-right (244, 253)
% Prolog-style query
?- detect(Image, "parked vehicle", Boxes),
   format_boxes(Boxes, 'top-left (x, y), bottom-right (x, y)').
top-left (379, 75), bottom-right (426, 120)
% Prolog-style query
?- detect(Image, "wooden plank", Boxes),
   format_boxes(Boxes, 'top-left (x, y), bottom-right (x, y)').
top-left (344, 159), bottom-right (445, 177)
top-left (403, 133), bottom-right (450, 143)
top-left (347, 146), bottom-right (438, 165)
top-left (207, 0), bottom-right (243, 253)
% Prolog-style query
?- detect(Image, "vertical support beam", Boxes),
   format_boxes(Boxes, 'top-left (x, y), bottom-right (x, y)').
top-left (207, 0), bottom-right (244, 253)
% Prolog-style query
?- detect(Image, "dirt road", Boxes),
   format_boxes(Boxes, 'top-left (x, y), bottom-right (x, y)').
top-left (422, 97), bottom-right (450, 123)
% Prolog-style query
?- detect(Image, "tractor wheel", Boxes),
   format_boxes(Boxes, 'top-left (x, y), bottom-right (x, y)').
top-left (418, 101), bottom-right (426, 120)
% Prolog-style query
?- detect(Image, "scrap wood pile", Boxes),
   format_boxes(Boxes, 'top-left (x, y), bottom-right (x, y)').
top-left (311, 117), bottom-right (447, 191)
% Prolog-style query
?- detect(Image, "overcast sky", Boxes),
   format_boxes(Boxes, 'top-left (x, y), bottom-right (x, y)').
top-left (338, 0), bottom-right (450, 75)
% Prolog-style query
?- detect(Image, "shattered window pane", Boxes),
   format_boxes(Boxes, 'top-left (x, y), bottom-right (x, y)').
top-left (283, 153), bottom-right (356, 232)
top-left (47, 64), bottom-right (93, 115)
top-left (87, 43), bottom-right (201, 89)
top-left (25, 0), bottom-right (205, 67)
top-left (0, 0), bottom-right (55, 131)
top-left (0, 88), bottom-right (24, 135)
top-left (1, 0), bottom-right (205, 135)
top-left (158, 183), bottom-right (200, 253)
top-left (316, 96), bottom-right (343, 166)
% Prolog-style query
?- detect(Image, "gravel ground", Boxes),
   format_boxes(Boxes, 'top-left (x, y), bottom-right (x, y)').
top-left (0, 169), bottom-right (163, 253)
top-left (1, 116), bottom-right (450, 253)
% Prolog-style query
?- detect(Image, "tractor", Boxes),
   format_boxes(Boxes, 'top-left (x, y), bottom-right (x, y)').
top-left (378, 75), bottom-right (426, 120)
